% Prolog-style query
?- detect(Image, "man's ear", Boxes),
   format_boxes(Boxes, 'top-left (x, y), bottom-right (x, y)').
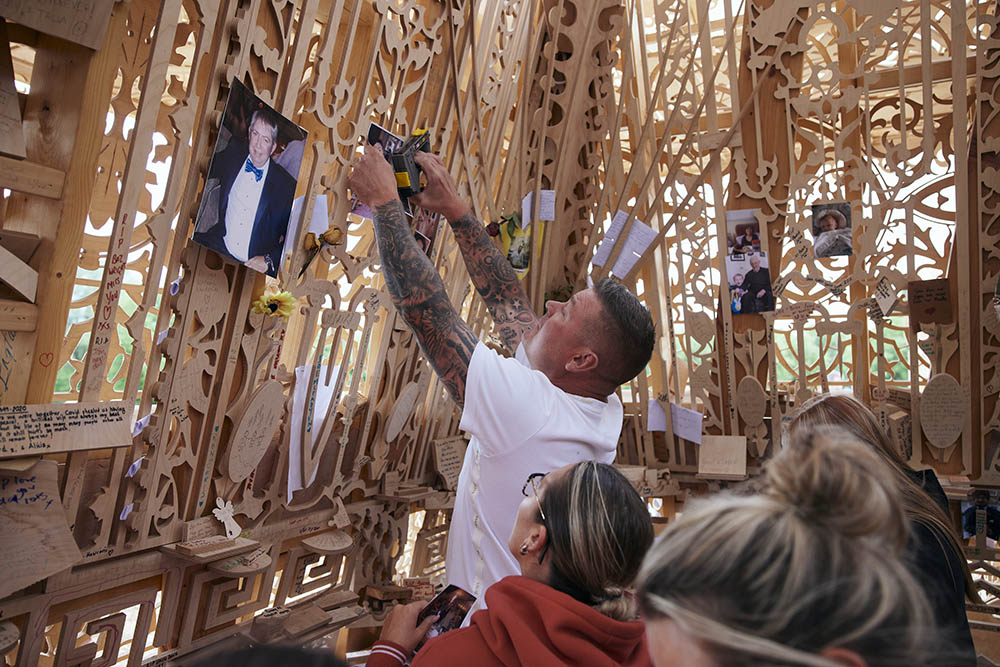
top-left (565, 349), bottom-right (598, 373)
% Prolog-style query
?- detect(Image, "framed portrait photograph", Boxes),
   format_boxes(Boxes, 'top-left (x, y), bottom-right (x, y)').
top-left (191, 79), bottom-right (308, 277)
top-left (811, 201), bottom-right (852, 258)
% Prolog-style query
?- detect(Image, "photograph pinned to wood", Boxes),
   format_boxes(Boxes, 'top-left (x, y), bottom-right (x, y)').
top-left (349, 122), bottom-right (441, 254)
top-left (810, 202), bottom-right (852, 258)
top-left (191, 79), bottom-right (307, 277)
top-left (726, 208), bottom-right (762, 256)
top-left (725, 251), bottom-right (774, 314)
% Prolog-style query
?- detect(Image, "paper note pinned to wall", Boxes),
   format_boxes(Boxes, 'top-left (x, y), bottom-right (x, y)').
top-left (288, 364), bottom-right (340, 502)
top-left (873, 276), bottom-right (896, 316)
top-left (591, 210), bottom-right (658, 277)
top-left (697, 435), bottom-right (747, 480)
top-left (647, 399), bottom-right (667, 431)
top-left (670, 403), bottom-right (703, 445)
top-left (521, 190), bottom-right (556, 228)
top-left (0, 459), bottom-right (82, 598)
top-left (611, 218), bottom-right (657, 279)
top-left (592, 210), bottom-right (628, 267)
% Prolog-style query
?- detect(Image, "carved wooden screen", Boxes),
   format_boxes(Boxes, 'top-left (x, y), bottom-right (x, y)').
top-left (1, 0), bottom-right (999, 664)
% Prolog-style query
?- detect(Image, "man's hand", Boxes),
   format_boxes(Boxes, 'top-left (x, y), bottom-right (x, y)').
top-left (348, 143), bottom-right (399, 208)
top-left (757, 289), bottom-right (766, 298)
top-left (377, 600), bottom-right (438, 655)
top-left (411, 152), bottom-right (470, 221)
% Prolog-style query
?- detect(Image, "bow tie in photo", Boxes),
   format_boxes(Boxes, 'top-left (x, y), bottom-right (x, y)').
top-left (244, 157), bottom-right (264, 182)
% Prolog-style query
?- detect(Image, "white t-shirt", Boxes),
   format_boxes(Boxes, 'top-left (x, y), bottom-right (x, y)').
top-left (224, 158), bottom-right (269, 261)
top-left (447, 341), bottom-right (623, 619)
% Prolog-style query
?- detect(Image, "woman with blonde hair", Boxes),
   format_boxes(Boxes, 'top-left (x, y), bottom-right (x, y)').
top-left (368, 461), bottom-right (654, 666)
top-left (789, 393), bottom-right (976, 662)
top-left (638, 425), bottom-right (953, 666)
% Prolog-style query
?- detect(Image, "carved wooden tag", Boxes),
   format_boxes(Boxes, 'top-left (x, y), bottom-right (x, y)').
top-left (224, 380), bottom-right (284, 481)
top-left (735, 376), bottom-right (767, 427)
top-left (920, 373), bottom-right (965, 449)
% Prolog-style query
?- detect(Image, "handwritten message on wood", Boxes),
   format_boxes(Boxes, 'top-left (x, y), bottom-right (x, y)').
top-left (433, 436), bottom-right (467, 491)
top-left (223, 380), bottom-right (283, 482)
top-left (920, 373), bottom-right (965, 449)
top-left (0, 460), bottom-right (81, 598)
top-left (697, 435), bottom-right (748, 480)
top-left (0, 0), bottom-right (116, 50)
top-left (0, 401), bottom-right (129, 457)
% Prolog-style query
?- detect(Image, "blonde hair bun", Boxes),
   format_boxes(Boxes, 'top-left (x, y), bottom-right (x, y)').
top-left (766, 424), bottom-right (908, 552)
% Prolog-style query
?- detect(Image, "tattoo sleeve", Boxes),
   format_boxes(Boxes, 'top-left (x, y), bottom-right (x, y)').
top-left (448, 211), bottom-right (539, 352)
top-left (373, 200), bottom-right (478, 407)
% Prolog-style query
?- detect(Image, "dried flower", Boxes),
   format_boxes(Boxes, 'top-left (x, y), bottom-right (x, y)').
top-left (486, 222), bottom-right (500, 237)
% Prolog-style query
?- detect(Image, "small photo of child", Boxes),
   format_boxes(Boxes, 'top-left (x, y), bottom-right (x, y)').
top-left (730, 272), bottom-right (747, 313)
top-left (811, 202), bottom-right (852, 258)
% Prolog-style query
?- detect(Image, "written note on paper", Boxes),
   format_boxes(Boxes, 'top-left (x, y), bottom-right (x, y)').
top-left (591, 210), bottom-right (657, 278)
top-left (0, 401), bottom-right (129, 457)
top-left (670, 403), bottom-right (704, 444)
top-left (908, 278), bottom-right (952, 326)
top-left (873, 276), bottom-right (897, 317)
top-left (697, 435), bottom-right (747, 480)
top-left (0, 0), bottom-right (116, 50)
top-left (0, 460), bottom-right (81, 598)
top-left (433, 436), bottom-right (467, 490)
top-left (521, 190), bottom-right (556, 227)
top-left (647, 399), bottom-right (668, 431)
top-left (611, 218), bottom-right (657, 278)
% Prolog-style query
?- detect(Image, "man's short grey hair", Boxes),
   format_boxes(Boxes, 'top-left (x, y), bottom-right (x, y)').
top-left (250, 109), bottom-right (278, 143)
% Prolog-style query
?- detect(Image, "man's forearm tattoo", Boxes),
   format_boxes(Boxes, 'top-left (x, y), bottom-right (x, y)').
top-left (449, 211), bottom-right (538, 352)
top-left (373, 201), bottom-right (478, 406)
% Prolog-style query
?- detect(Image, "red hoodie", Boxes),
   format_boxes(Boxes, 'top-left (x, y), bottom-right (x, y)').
top-left (368, 576), bottom-right (652, 667)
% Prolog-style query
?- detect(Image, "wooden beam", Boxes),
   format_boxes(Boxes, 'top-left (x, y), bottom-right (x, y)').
top-left (0, 299), bottom-right (37, 331)
top-left (0, 155), bottom-right (64, 199)
top-left (0, 245), bottom-right (36, 301)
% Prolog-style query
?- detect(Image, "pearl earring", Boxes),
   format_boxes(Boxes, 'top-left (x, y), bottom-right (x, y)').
top-left (519, 543), bottom-right (528, 555)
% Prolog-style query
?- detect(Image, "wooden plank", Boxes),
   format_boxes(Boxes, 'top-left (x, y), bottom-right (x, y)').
top-left (0, 244), bottom-right (37, 301)
top-left (0, 20), bottom-right (26, 159)
top-left (159, 537), bottom-right (258, 564)
top-left (0, 155), bottom-right (64, 199)
top-left (0, 299), bottom-right (37, 331)
top-left (0, 0), bottom-right (115, 50)
top-left (0, 459), bottom-right (82, 599)
top-left (0, 401), bottom-right (129, 457)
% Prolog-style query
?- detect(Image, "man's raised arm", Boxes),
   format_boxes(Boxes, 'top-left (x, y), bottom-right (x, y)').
top-left (348, 144), bottom-right (478, 407)
top-left (411, 153), bottom-right (538, 354)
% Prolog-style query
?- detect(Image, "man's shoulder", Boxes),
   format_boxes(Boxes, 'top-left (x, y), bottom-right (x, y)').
top-left (267, 160), bottom-right (296, 189)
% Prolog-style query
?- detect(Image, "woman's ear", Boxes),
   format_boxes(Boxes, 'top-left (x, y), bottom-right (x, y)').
top-left (820, 648), bottom-right (866, 667)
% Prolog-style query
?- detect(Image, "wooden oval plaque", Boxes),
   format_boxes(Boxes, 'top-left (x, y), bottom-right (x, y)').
top-left (385, 382), bottom-right (421, 442)
top-left (735, 376), bottom-right (767, 427)
top-left (920, 373), bottom-right (965, 449)
top-left (225, 380), bottom-right (285, 481)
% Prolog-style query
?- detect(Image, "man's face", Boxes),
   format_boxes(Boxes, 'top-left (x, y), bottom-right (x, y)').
top-left (523, 288), bottom-right (601, 380)
top-left (820, 215), bottom-right (838, 233)
top-left (749, 255), bottom-right (760, 270)
top-left (248, 118), bottom-right (276, 168)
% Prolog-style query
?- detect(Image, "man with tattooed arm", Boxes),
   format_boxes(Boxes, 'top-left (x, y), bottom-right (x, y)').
top-left (348, 144), bottom-right (655, 616)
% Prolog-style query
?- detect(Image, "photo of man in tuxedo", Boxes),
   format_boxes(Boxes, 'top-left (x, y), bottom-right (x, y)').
top-left (192, 83), bottom-right (304, 277)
